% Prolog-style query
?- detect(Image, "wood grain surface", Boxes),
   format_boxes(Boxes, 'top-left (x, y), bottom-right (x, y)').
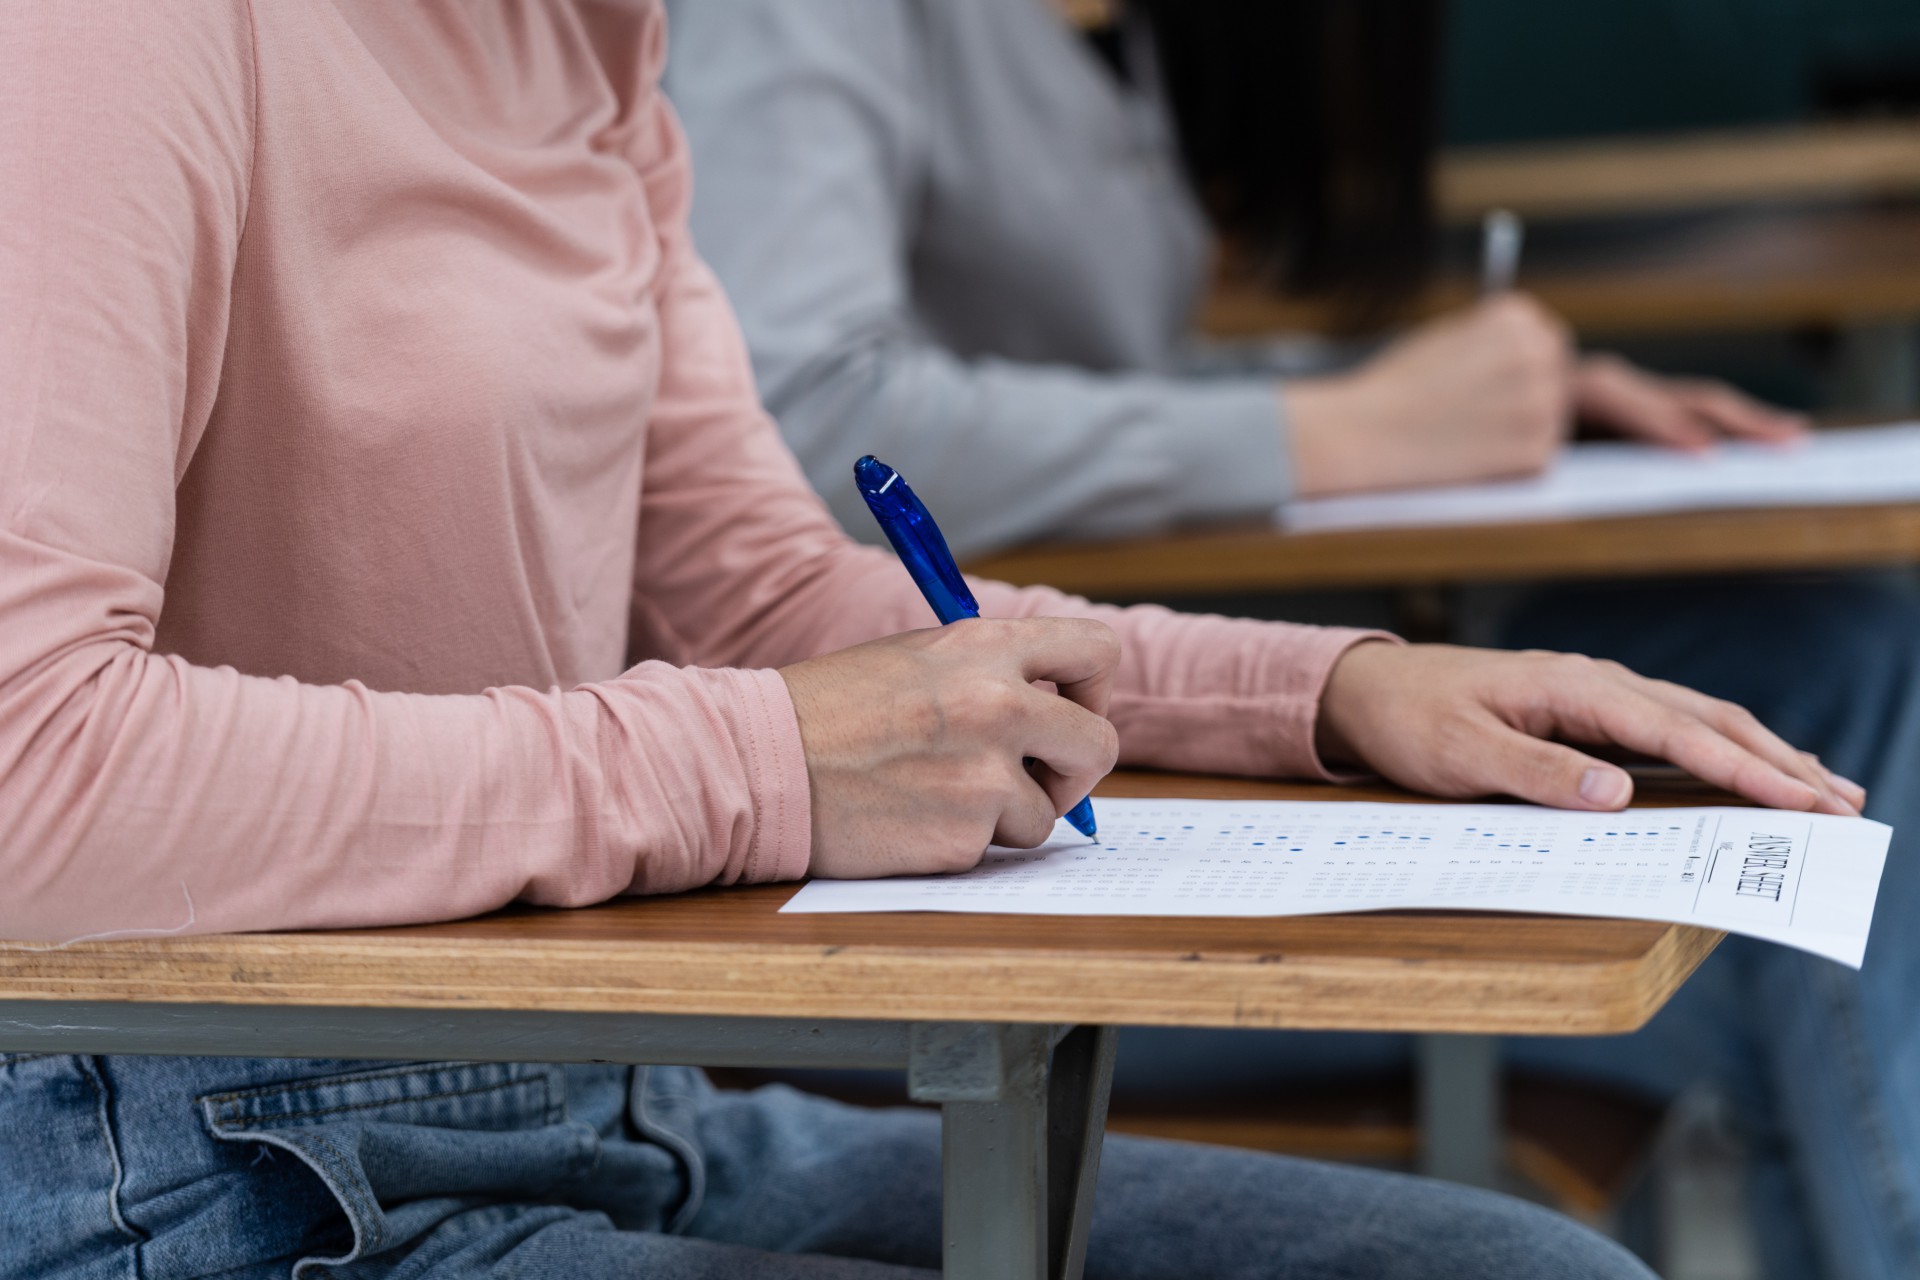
top-left (1439, 120), bottom-right (1920, 222)
top-left (0, 773), bottom-right (1725, 1035)
top-left (1204, 204), bottom-right (1920, 339)
top-left (967, 501), bottom-right (1920, 598)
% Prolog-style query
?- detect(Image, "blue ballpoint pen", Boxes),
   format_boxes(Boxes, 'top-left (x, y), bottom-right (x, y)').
top-left (854, 455), bottom-right (1099, 839)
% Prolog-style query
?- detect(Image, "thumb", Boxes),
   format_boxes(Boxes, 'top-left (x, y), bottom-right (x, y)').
top-left (1467, 727), bottom-right (1635, 811)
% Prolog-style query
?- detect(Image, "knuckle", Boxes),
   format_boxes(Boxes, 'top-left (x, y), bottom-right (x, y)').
top-left (937, 616), bottom-right (990, 647)
top-left (938, 839), bottom-right (987, 873)
top-left (1490, 293), bottom-right (1536, 329)
top-left (1554, 651), bottom-right (1599, 678)
top-left (951, 681), bottom-right (1020, 733)
top-left (957, 756), bottom-right (1012, 803)
top-left (997, 804), bottom-right (1055, 850)
top-left (1060, 616), bottom-right (1122, 665)
top-left (1430, 709), bottom-right (1481, 756)
top-left (1519, 745), bottom-right (1573, 787)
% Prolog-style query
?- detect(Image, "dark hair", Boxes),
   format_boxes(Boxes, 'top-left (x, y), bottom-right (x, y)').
top-left (1132, 0), bottom-right (1445, 324)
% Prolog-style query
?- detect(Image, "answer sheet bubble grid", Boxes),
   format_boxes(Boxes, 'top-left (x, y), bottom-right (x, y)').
top-left (781, 798), bottom-right (1890, 967)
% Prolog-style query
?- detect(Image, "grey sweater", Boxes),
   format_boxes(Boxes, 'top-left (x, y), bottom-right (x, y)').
top-left (663, 0), bottom-right (1292, 558)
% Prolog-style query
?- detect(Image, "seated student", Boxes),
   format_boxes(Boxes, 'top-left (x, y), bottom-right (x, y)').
top-left (0, 4), bottom-right (1856, 1279)
top-left (662, 0), bottom-right (1807, 560)
top-left (664, 2), bottom-right (1920, 1277)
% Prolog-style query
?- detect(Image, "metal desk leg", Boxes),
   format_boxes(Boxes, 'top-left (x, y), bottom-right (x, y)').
top-left (909, 1023), bottom-right (1117, 1280)
top-left (1045, 1025), bottom-right (1118, 1280)
top-left (1418, 1032), bottom-right (1502, 1188)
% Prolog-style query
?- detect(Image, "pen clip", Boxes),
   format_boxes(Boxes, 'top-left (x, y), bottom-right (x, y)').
top-left (854, 456), bottom-right (979, 619)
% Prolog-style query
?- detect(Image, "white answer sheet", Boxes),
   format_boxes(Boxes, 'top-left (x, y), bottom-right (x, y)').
top-left (1278, 423), bottom-right (1920, 534)
top-left (781, 798), bottom-right (1892, 967)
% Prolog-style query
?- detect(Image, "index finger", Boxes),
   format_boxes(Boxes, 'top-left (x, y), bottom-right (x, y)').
top-left (1004, 616), bottom-right (1121, 719)
top-left (1674, 382), bottom-right (1808, 443)
top-left (1559, 681), bottom-right (1833, 813)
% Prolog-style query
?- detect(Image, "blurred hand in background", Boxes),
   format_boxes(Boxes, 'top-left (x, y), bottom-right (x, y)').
top-left (1286, 293), bottom-right (1809, 498)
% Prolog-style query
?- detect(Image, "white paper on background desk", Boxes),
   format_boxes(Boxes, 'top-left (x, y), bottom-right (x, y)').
top-left (1278, 423), bottom-right (1920, 534)
top-left (781, 798), bottom-right (1891, 967)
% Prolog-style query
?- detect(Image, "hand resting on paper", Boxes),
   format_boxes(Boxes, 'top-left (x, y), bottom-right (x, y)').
top-left (1285, 294), bottom-right (1807, 498)
top-left (1316, 642), bottom-right (1863, 817)
top-left (1572, 352), bottom-right (1807, 451)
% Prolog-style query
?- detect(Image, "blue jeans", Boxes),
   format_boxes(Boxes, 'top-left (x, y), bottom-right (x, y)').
top-left (1117, 573), bottom-right (1920, 1280)
top-left (0, 1054), bottom-right (1650, 1279)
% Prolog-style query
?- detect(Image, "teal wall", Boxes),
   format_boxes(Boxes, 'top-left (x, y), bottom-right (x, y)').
top-left (1444, 0), bottom-right (1920, 144)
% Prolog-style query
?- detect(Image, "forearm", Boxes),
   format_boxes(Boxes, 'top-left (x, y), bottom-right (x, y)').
top-left (0, 538), bottom-right (809, 942)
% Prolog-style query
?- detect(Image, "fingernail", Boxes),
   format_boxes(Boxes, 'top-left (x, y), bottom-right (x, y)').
top-left (1819, 766), bottom-right (1867, 805)
top-left (1579, 767), bottom-right (1630, 808)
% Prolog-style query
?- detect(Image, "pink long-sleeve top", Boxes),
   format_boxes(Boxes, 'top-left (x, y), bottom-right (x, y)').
top-left (0, 0), bottom-right (1378, 944)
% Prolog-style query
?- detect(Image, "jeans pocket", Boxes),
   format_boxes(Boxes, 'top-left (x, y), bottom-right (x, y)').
top-left (199, 1061), bottom-right (596, 1278)
top-left (0, 1055), bottom-right (141, 1280)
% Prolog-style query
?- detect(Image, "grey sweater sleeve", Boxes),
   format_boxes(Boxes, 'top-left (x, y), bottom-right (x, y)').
top-left (663, 0), bottom-right (1290, 560)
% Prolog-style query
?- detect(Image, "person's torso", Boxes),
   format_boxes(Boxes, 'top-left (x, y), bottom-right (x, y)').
top-left (908, 0), bottom-right (1212, 372)
top-left (160, 0), bottom-right (670, 696)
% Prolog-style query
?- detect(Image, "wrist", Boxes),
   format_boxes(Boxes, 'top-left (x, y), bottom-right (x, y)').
top-left (1313, 638), bottom-right (1399, 769)
top-left (1286, 373), bottom-right (1381, 498)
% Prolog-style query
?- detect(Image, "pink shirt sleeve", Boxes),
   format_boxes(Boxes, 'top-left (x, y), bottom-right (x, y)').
top-left (0, 4), bottom-right (805, 943)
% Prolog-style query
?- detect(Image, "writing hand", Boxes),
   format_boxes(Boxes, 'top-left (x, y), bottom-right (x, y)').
top-left (780, 617), bottom-right (1121, 877)
top-left (1316, 642), bottom-right (1863, 816)
top-left (1287, 294), bottom-right (1573, 497)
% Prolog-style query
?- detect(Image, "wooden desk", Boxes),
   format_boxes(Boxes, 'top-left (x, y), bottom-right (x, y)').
top-left (1204, 204), bottom-right (1920, 340)
top-left (966, 500), bottom-right (1920, 599)
top-left (0, 771), bottom-right (1721, 1280)
top-left (1439, 120), bottom-right (1920, 223)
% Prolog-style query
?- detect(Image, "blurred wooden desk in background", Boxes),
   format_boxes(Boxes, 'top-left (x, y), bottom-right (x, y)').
top-left (1205, 203), bottom-right (1920, 342)
top-left (1437, 119), bottom-right (1920, 223)
top-left (968, 500), bottom-right (1920, 600)
top-left (1220, 123), bottom-right (1920, 414)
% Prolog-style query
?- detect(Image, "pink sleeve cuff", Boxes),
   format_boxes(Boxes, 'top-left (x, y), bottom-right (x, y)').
top-left (593, 663), bottom-right (813, 897)
top-left (1255, 628), bottom-right (1403, 781)
top-left (723, 667), bottom-right (815, 883)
